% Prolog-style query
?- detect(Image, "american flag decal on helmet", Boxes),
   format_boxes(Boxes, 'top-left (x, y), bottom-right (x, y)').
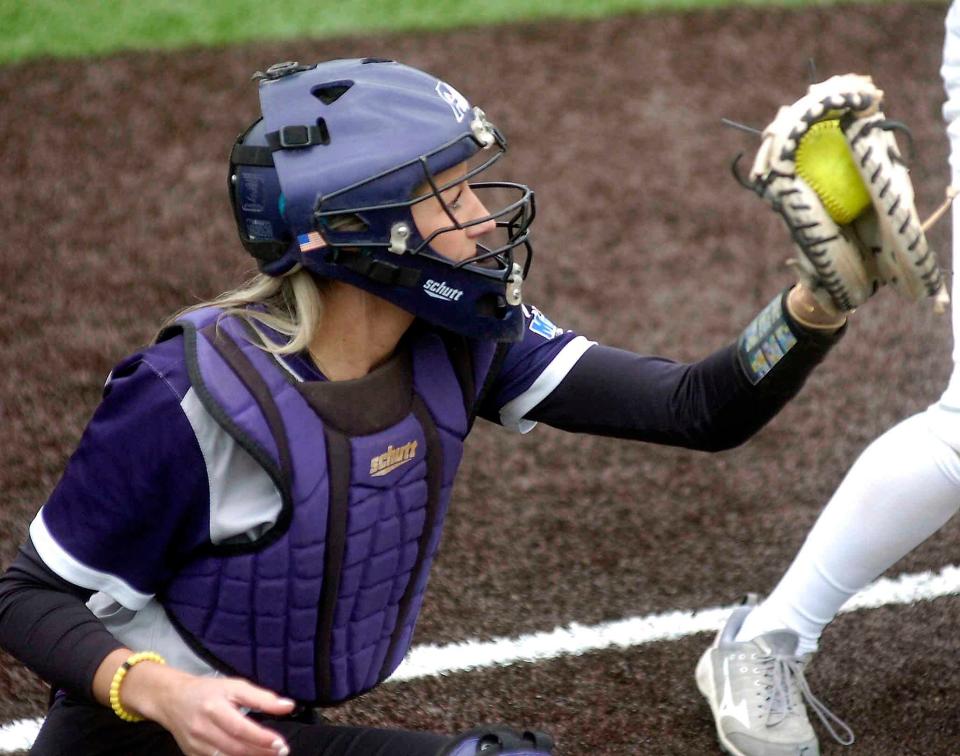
top-left (297, 231), bottom-right (326, 252)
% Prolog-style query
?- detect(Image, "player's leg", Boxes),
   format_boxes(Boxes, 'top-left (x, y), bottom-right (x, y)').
top-left (738, 0), bottom-right (960, 647)
top-left (438, 726), bottom-right (555, 755)
top-left (736, 412), bottom-right (960, 653)
top-left (31, 693), bottom-right (446, 756)
top-left (271, 721), bottom-right (450, 756)
top-left (270, 721), bottom-right (554, 756)
top-left (697, 412), bottom-right (960, 756)
top-left (29, 693), bottom-right (183, 755)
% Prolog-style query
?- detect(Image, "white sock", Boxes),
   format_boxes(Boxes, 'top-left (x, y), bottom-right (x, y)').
top-left (736, 413), bottom-right (960, 655)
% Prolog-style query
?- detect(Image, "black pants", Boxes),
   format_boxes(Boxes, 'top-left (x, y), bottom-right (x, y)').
top-left (30, 695), bottom-right (451, 756)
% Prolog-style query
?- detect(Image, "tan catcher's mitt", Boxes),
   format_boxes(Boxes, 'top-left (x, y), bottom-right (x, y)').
top-left (744, 74), bottom-right (949, 316)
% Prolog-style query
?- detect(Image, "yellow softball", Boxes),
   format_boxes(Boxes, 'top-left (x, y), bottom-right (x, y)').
top-left (795, 119), bottom-right (872, 225)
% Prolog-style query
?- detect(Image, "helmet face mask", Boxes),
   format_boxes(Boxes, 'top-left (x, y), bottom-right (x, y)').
top-left (317, 148), bottom-right (535, 300)
top-left (228, 58), bottom-right (536, 341)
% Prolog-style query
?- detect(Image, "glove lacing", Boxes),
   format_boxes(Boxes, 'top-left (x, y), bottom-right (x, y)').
top-left (753, 651), bottom-right (856, 746)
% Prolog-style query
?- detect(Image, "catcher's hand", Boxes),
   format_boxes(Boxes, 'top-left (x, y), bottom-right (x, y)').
top-left (743, 73), bottom-right (948, 316)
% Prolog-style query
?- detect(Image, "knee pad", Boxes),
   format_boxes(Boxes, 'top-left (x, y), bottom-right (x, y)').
top-left (438, 725), bottom-right (555, 755)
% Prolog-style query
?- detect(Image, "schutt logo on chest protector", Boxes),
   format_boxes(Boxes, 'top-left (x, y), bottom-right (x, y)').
top-left (369, 440), bottom-right (419, 477)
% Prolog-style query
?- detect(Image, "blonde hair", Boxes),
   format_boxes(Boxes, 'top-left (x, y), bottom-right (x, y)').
top-left (162, 266), bottom-right (324, 355)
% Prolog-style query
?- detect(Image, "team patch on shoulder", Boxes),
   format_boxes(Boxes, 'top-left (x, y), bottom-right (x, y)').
top-left (528, 307), bottom-right (561, 340)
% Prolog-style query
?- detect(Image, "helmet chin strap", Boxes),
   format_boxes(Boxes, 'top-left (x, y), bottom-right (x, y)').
top-left (326, 248), bottom-right (422, 288)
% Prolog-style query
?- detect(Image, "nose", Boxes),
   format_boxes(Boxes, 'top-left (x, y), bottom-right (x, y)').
top-left (463, 189), bottom-right (496, 238)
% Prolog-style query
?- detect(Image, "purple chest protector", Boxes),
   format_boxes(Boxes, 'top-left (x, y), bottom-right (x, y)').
top-left (159, 308), bottom-right (501, 704)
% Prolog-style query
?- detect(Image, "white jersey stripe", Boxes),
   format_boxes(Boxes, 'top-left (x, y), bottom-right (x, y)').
top-left (29, 511), bottom-right (153, 611)
top-left (499, 336), bottom-right (595, 433)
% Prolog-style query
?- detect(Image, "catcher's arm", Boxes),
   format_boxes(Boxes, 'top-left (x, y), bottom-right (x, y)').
top-left (742, 74), bottom-right (949, 320)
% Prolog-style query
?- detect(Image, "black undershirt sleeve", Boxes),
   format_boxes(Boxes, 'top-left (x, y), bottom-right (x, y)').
top-left (0, 538), bottom-right (124, 700)
top-left (526, 298), bottom-right (841, 452)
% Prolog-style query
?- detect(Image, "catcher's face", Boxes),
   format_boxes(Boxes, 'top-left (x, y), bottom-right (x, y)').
top-left (410, 162), bottom-right (496, 263)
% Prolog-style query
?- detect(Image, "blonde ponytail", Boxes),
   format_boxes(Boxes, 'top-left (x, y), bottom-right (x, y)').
top-left (161, 267), bottom-right (324, 355)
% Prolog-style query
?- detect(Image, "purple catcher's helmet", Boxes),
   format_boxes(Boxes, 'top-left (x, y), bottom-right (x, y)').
top-left (228, 58), bottom-right (535, 341)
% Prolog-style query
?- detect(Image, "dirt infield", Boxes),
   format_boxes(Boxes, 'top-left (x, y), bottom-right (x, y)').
top-left (1, 2), bottom-right (958, 753)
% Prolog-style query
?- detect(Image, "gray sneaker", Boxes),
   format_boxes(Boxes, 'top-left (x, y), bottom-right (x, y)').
top-left (695, 596), bottom-right (855, 756)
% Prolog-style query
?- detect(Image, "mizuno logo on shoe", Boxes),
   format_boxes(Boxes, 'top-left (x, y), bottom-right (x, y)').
top-left (718, 656), bottom-right (751, 728)
top-left (369, 441), bottom-right (418, 477)
top-left (423, 279), bottom-right (464, 302)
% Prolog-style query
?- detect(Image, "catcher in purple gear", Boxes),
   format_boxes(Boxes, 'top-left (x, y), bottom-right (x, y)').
top-left (0, 57), bottom-right (923, 756)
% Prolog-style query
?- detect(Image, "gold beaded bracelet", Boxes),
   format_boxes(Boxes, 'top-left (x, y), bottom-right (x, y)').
top-left (108, 651), bottom-right (166, 722)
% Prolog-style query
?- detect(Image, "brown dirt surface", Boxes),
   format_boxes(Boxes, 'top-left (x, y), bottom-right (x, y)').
top-left (1, 2), bottom-right (958, 754)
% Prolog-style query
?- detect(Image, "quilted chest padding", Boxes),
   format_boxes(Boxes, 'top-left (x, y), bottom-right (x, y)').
top-left (326, 414), bottom-right (428, 700)
top-left (163, 312), bottom-right (332, 700)
top-left (170, 519), bottom-right (327, 698)
top-left (371, 334), bottom-right (472, 679)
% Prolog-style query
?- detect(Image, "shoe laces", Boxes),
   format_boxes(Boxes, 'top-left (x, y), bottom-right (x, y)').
top-left (756, 653), bottom-right (856, 746)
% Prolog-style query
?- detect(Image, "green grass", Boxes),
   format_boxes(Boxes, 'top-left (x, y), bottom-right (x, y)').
top-left (0, 0), bottom-right (899, 65)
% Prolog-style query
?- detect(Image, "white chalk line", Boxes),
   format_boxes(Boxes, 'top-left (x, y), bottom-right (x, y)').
top-left (1, 563), bottom-right (958, 753)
